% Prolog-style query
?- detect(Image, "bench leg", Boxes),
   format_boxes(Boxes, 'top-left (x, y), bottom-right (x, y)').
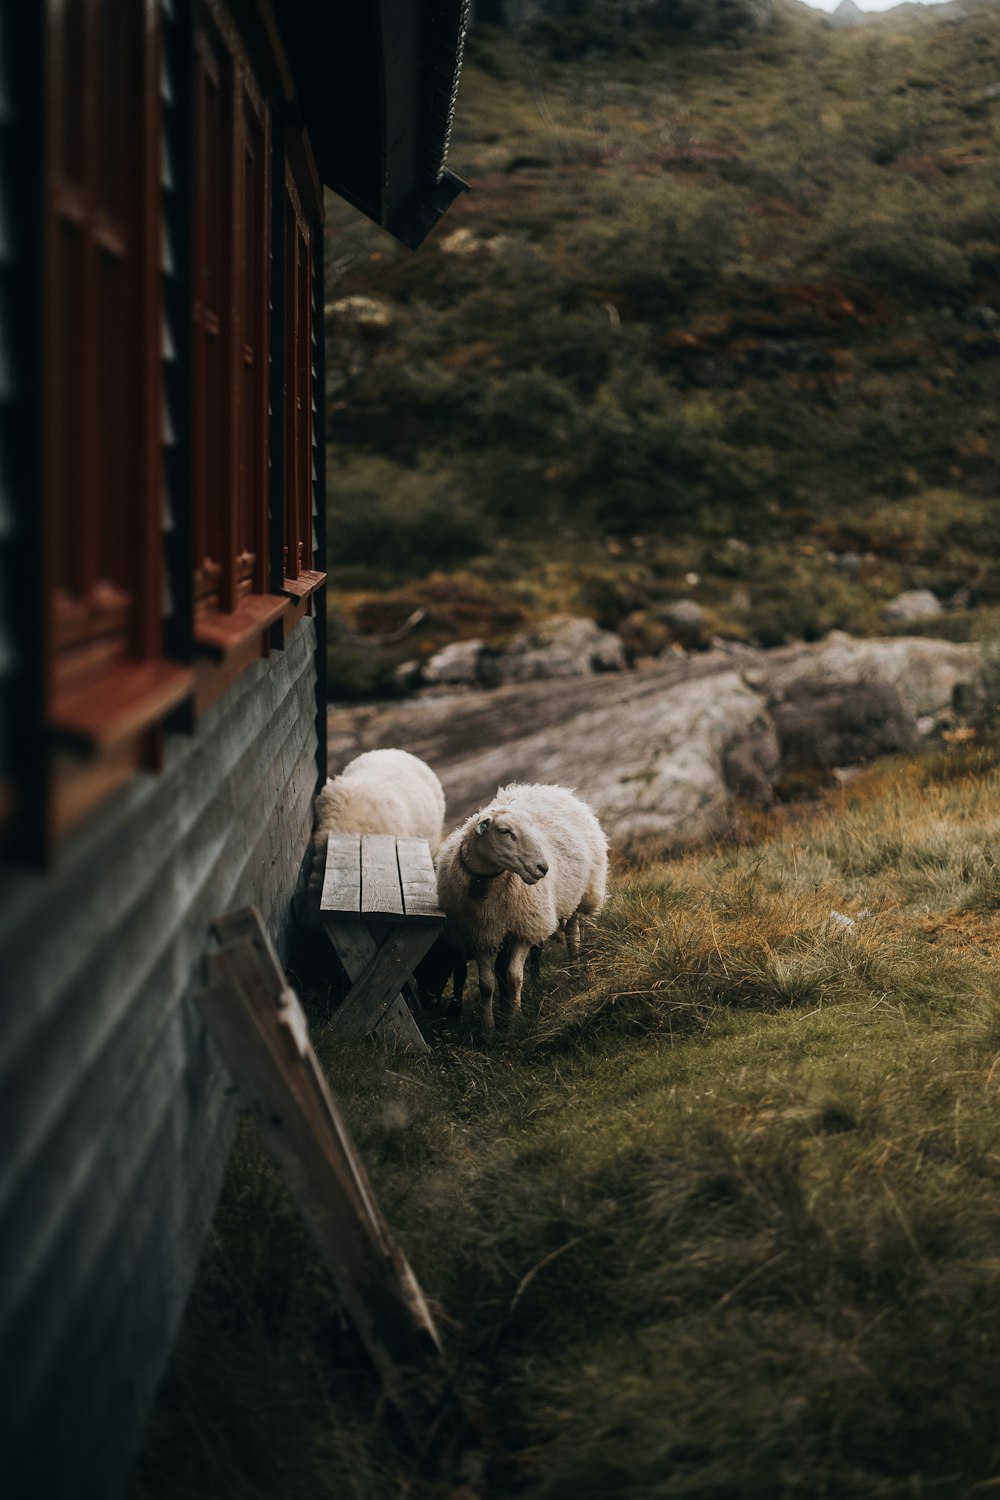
top-left (323, 919), bottom-right (438, 1053)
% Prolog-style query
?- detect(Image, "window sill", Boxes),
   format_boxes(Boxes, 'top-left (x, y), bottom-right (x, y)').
top-left (49, 660), bottom-right (194, 752)
top-left (274, 571), bottom-right (326, 646)
top-left (194, 593), bottom-right (291, 659)
top-left (42, 662), bottom-right (189, 853)
top-left (28, 589), bottom-right (324, 855)
top-left (282, 569), bottom-right (326, 601)
top-left (190, 582), bottom-right (324, 714)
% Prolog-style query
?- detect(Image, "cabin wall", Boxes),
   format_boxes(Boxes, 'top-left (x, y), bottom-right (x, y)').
top-left (0, 615), bottom-right (319, 1500)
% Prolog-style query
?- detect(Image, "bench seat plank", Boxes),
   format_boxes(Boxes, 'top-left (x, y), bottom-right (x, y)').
top-left (396, 838), bottom-right (444, 923)
top-left (361, 834), bottom-right (404, 920)
top-left (321, 832), bottom-right (361, 916)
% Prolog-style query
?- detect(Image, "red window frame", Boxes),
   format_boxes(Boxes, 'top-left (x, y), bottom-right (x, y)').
top-left (282, 160), bottom-right (314, 589)
top-left (46, 0), bottom-right (162, 695)
top-left (23, 0), bottom-right (325, 851)
top-left (43, 0), bottom-right (192, 785)
top-left (192, 1), bottom-right (275, 631)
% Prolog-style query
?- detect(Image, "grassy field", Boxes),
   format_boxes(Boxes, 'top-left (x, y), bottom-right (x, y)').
top-left (131, 743), bottom-right (1000, 1499)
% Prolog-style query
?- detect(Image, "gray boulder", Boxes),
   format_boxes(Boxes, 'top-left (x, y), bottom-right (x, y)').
top-left (656, 598), bottom-right (708, 649)
top-left (332, 657), bottom-right (778, 856)
top-left (771, 677), bottom-right (913, 768)
top-left (331, 632), bottom-right (983, 860)
top-left (485, 614), bottom-right (625, 685)
top-left (327, 295), bottom-right (395, 332)
top-left (421, 639), bottom-right (487, 688)
top-left (586, 672), bottom-right (779, 854)
top-left (881, 589), bottom-right (942, 625)
top-left (745, 633), bottom-right (980, 730)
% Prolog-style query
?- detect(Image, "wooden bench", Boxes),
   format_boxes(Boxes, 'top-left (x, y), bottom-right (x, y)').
top-left (320, 832), bottom-right (445, 1053)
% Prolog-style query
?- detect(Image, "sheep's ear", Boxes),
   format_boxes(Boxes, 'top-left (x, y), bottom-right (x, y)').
top-left (476, 818), bottom-right (492, 837)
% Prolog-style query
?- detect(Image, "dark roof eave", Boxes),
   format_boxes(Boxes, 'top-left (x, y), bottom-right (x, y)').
top-left (386, 167), bottom-right (470, 251)
top-left (273, 0), bottom-right (471, 248)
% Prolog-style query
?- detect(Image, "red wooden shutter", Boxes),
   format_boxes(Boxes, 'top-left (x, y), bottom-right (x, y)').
top-left (239, 84), bottom-right (269, 595)
top-left (46, 0), bottom-right (160, 692)
top-left (192, 3), bottom-right (271, 617)
top-left (283, 163), bottom-right (312, 584)
top-left (191, 16), bottom-right (230, 614)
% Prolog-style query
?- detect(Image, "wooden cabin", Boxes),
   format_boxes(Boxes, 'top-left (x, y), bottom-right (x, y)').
top-left (0, 3), bottom-right (468, 1495)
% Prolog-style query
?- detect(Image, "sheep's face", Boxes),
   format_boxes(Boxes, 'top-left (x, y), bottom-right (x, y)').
top-left (476, 812), bottom-right (549, 885)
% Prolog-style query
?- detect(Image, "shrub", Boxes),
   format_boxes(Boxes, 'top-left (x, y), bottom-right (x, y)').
top-left (329, 456), bottom-right (488, 576)
top-left (830, 216), bottom-right (971, 297)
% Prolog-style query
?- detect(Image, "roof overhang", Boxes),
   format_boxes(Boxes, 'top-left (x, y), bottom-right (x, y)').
top-left (271, 0), bottom-right (471, 248)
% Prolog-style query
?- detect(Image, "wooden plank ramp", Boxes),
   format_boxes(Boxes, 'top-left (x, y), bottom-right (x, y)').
top-left (194, 906), bottom-right (459, 1450)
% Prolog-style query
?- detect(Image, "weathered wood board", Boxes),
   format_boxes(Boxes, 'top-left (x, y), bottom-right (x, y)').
top-left (361, 833), bottom-right (405, 919)
top-left (320, 830), bottom-right (361, 914)
top-left (196, 907), bottom-right (450, 1440)
top-left (326, 921), bottom-right (432, 1051)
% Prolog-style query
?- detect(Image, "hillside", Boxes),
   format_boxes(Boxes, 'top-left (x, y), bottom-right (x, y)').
top-left (322, 0), bottom-right (1000, 696)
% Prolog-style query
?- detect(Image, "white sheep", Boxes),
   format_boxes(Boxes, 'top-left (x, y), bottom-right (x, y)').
top-left (308, 750), bottom-right (446, 922)
top-left (436, 782), bottom-right (608, 1031)
top-left (313, 747), bottom-right (446, 851)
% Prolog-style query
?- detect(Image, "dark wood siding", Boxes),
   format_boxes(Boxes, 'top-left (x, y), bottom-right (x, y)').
top-left (0, 3), bottom-right (14, 813)
top-left (311, 229), bottom-right (327, 783)
top-left (0, 616), bottom-right (319, 1500)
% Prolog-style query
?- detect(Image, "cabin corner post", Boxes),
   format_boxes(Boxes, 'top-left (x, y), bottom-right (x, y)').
top-left (162, 0), bottom-right (197, 667)
top-left (267, 94), bottom-right (287, 600)
top-left (312, 218), bottom-right (327, 787)
top-left (3, 1), bottom-right (47, 863)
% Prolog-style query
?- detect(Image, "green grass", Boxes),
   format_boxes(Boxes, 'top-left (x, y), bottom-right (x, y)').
top-left (320, 0), bottom-right (1000, 696)
top-left (131, 747), bottom-right (1000, 1499)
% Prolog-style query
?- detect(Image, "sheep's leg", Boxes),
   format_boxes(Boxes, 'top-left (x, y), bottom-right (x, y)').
top-left (452, 956), bottom-right (468, 1015)
top-left (506, 938), bottom-right (533, 1021)
top-left (529, 943), bottom-right (542, 981)
top-left (475, 952), bottom-right (497, 1032)
top-left (566, 911), bottom-right (581, 960)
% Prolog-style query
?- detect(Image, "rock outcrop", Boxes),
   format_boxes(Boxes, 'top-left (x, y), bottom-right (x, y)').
top-left (329, 633), bottom-right (983, 858)
top-left (585, 672), bottom-right (780, 854)
top-left (881, 589), bottom-right (943, 626)
top-left (418, 614), bottom-right (626, 691)
top-left (487, 615), bottom-right (626, 684)
top-left (744, 633), bottom-right (980, 729)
